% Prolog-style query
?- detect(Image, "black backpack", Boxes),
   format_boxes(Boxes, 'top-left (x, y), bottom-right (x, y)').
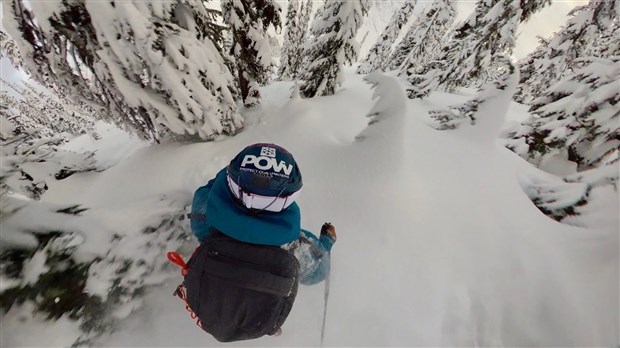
top-left (170, 230), bottom-right (300, 342)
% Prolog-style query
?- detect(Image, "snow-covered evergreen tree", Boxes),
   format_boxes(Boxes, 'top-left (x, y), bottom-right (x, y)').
top-left (1, 114), bottom-right (191, 345)
top-left (0, 29), bottom-right (22, 67)
top-left (392, 0), bottom-right (455, 73)
top-left (298, 0), bottom-right (313, 44)
top-left (222, 0), bottom-right (282, 107)
top-left (518, 0), bottom-right (555, 22)
top-left (521, 163), bottom-right (618, 229)
top-left (286, 0), bottom-right (314, 80)
top-left (1, 79), bottom-right (97, 139)
top-left (175, 2), bottom-right (228, 55)
top-left (357, 0), bottom-right (417, 74)
top-left (175, 1), bottom-right (236, 78)
top-left (406, 0), bottom-right (497, 98)
top-left (3, 0), bottom-right (242, 141)
top-left (353, 72), bottom-right (408, 177)
top-left (295, 0), bottom-right (314, 79)
top-left (505, 57), bottom-right (619, 172)
top-left (1, 89), bottom-right (53, 139)
top-left (2, 1), bottom-right (101, 116)
top-left (428, 56), bottom-right (518, 145)
top-left (407, 0), bottom-right (550, 99)
top-left (585, 20), bottom-right (620, 60)
top-left (515, 0), bottom-right (620, 104)
top-left (279, 0), bottom-right (302, 80)
top-left (0, 114), bottom-right (98, 204)
top-left (300, 0), bottom-right (371, 98)
top-left (0, 116), bottom-right (57, 224)
top-left (514, 36), bottom-right (551, 104)
top-left (90, 0), bottom-right (243, 140)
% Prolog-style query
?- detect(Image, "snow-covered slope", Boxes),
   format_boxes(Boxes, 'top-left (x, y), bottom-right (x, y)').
top-left (5, 68), bottom-right (616, 347)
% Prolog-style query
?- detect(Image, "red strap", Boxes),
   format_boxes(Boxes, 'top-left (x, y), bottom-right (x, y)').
top-left (173, 284), bottom-right (202, 328)
top-left (167, 252), bottom-right (189, 276)
top-left (168, 250), bottom-right (202, 328)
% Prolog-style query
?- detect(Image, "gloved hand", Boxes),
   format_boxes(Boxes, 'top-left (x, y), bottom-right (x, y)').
top-left (320, 222), bottom-right (337, 242)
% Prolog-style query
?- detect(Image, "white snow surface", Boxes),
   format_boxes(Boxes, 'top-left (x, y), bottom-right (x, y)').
top-left (5, 68), bottom-right (618, 347)
top-left (20, 249), bottom-right (50, 286)
top-left (0, 115), bottom-right (16, 137)
top-left (2, 303), bottom-right (81, 348)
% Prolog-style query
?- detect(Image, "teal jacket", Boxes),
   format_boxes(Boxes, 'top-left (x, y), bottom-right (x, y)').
top-left (191, 168), bottom-right (334, 285)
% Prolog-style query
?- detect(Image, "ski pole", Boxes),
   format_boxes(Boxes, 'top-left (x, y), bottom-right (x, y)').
top-left (320, 269), bottom-right (330, 346)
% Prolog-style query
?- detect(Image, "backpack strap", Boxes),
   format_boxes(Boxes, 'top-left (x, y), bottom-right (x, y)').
top-left (173, 284), bottom-right (202, 328)
top-left (167, 251), bottom-right (202, 328)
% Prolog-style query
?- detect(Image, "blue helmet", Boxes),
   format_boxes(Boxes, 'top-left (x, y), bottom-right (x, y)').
top-left (227, 143), bottom-right (303, 211)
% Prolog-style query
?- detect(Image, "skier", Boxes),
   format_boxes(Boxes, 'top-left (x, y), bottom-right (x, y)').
top-left (168, 143), bottom-right (336, 342)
